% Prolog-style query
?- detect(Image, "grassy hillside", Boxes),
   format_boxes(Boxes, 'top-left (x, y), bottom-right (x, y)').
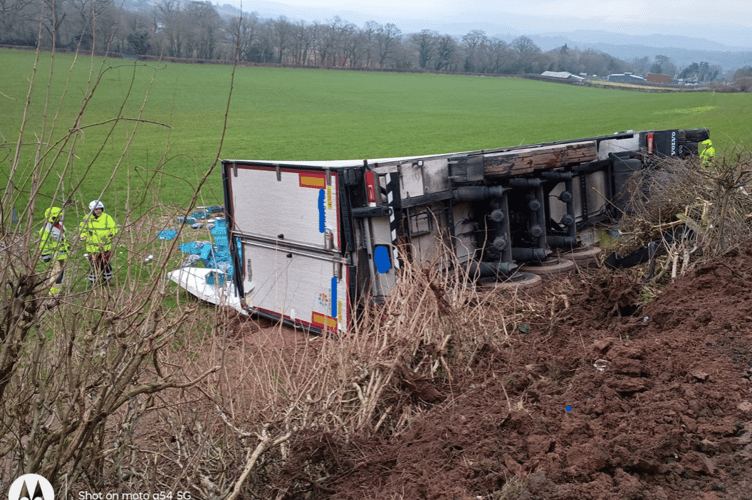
top-left (2, 48), bottom-right (751, 213)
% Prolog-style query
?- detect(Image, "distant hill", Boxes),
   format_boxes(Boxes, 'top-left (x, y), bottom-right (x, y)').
top-left (532, 31), bottom-right (731, 51)
top-left (528, 31), bottom-right (752, 70)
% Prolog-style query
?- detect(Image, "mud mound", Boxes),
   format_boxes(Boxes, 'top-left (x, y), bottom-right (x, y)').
top-left (281, 241), bottom-right (752, 499)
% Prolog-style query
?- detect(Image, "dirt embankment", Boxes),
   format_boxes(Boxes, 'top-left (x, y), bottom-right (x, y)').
top-left (277, 243), bottom-right (752, 499)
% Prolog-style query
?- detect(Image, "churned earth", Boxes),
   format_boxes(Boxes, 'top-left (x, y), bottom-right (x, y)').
top-left (279, 241), bottom-right (752, 499)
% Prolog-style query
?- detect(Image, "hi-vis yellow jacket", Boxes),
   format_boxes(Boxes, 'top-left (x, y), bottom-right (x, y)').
top-left (79, 212), bottom-right (119, 253)
top-left (39, 207), bottom-right (70, 260)
top-left (699, 139), bottom-right (715, 166)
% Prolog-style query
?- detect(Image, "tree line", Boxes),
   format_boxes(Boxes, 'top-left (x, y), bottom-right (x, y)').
top-left (0, 0), bottom-right (740, 81)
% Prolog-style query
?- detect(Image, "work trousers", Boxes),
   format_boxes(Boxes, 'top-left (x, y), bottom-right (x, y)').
top-left (87, 250), bottom-right (113, 284)
top-left (45, 259), bottom-right (65, 296)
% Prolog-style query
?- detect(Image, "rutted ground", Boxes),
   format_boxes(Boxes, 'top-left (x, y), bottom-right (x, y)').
top-left (276, 242), bottom-right (752, 499)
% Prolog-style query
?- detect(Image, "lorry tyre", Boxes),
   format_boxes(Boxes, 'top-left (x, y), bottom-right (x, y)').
top-left (519, 258), bottom-right (575, 276)
top-left (561, 246), bottom-right (602, 268)
top-left (477, 272), bottom-right (542, 293)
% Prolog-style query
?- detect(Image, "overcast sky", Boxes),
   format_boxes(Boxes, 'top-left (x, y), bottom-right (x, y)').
top-left (276, 0), bottom-right (742, 20)
top-left (229, 0), bottom-right (752, 49)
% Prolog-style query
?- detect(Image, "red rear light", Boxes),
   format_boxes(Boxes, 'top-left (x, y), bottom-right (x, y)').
top-left (647, 133), bottom-right (654, 154)
top-left (365, 171), bottom-right (376, 202)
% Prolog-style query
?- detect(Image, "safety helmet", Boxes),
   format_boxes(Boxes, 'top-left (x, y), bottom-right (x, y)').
top-left (89, 200), bottom-right (105, 211)
top-left (45, 207), bottom-right (63, 222)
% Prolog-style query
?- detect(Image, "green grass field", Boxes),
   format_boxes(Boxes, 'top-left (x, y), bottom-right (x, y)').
top-left (2, 48), bottom-right (752, 214)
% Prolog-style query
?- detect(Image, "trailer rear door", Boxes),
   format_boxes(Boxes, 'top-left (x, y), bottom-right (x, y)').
top-left (225, 163), bottom-right (351, 335)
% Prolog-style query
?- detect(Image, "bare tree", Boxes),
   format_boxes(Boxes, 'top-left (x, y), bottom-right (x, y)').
top-left (122, 7), bottom-right (151, 56)
top-left (340, 20), bottom-right (362, 67)
top-left (709, 64), bottom-right (723, 82)
top-left (511, 35), bottom-right (541, 73)
top-left (733, 66), bottom-right (752, 81)
top-left (249, 18), bottom-right (274, 63)
top-left (182, 0), bottom-right (223, 59)
top-left (67, 0), bottom-right (114, 50)
top-left (631, 56), bottom-right (651, 76)
top-left (579, 48), bottom-right (610, 76)
top-left (410, 29), bottom-right (436, 69)
top-left (698, 61), bottom-right (712, 82)
top-left (316, 16), bottom-right (345, 67)
top-left (461, 29), bottom-right (487, 73)
top-left (434, 34), bottom-right (457, 72)
top-left (651, 54), bottom-right (677, 76)
top-left (486, 37), bottom-right (512, 74)
top-left (289, 19), bottom-right (312, 65)
top-left (155, 0), bottom-right (183, 57)
top-left (375, 22), bottom-right (401, 68)
top-left (0, 0), bottom-right (37, 41)
top-left (227, 11), bottom-right (266, 63)
top-left (312, 16), bottom-right (360, 67)
top-left (272, 15), bottom-right (293, 64)
top-left (361, 20), bottom-right (380, 68)
top-left (40, 0), bottom-right (69, 48)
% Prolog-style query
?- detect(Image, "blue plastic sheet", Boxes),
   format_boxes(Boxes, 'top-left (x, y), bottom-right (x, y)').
top-left (179, 241), bottom-right (211, 254)
top-left (199, 244), bottom-right (213, 260)
top-left (210, 218), bottom-right (227, 236)
top-left (205, 270), bottom-right (226, 286)
top-left (158, 229), bottom-right (178, 240)
top-left (168, 210), bottom-right (238, 284)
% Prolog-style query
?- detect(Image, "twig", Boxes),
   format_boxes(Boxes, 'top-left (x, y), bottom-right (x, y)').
top-left (225, 427), bottom-right (292, 500)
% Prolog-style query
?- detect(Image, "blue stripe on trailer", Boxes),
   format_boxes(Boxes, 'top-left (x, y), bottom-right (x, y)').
top-left (331, 276), bottom-right (338, 318)
top-left (318, 189), bottom-right (326, 233)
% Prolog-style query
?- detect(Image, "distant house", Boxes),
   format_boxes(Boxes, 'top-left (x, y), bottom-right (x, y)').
top-left (541, 71), bottom-right (585, 81)
top-left (607, 73), bottom-right (646, 84)
top-left (646, 73), bottom-right (671, 84)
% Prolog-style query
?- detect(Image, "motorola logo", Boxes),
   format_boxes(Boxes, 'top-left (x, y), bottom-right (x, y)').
top-left (8, 474), bottom-right (54, 500)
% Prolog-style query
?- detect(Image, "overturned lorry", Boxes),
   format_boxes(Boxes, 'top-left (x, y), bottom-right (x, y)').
top-left (215, 128), bottom-right (708, 335)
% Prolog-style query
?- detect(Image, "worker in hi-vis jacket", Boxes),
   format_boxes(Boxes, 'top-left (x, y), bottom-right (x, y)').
top-left (79, 199), bottom-right (119, 287)
top-left (39, 206), bottom-right (70, 297)
top-left (699, 139), bottom-right (715, 167)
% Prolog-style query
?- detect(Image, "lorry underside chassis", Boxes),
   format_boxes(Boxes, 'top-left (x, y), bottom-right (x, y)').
top-left (222, 128), bottom-right (709, 335)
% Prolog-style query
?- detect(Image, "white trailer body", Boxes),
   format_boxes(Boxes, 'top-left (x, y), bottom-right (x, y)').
top-left (225, 163), bottom-right (356, 333)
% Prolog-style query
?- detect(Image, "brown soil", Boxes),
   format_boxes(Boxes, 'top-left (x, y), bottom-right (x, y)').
top-left (277, 242), bottom-right (752, 499)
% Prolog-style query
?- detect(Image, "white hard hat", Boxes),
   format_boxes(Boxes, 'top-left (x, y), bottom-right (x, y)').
top-left (89, 200), bottom-right (105, 211)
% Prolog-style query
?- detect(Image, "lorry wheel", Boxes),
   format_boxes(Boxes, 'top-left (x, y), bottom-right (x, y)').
top-left (561, 246), bottom-right (602, 268)
top-left (477, 272), bottom-right (542, 293)
top-left (519, 258), bottom-right (575, 276)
